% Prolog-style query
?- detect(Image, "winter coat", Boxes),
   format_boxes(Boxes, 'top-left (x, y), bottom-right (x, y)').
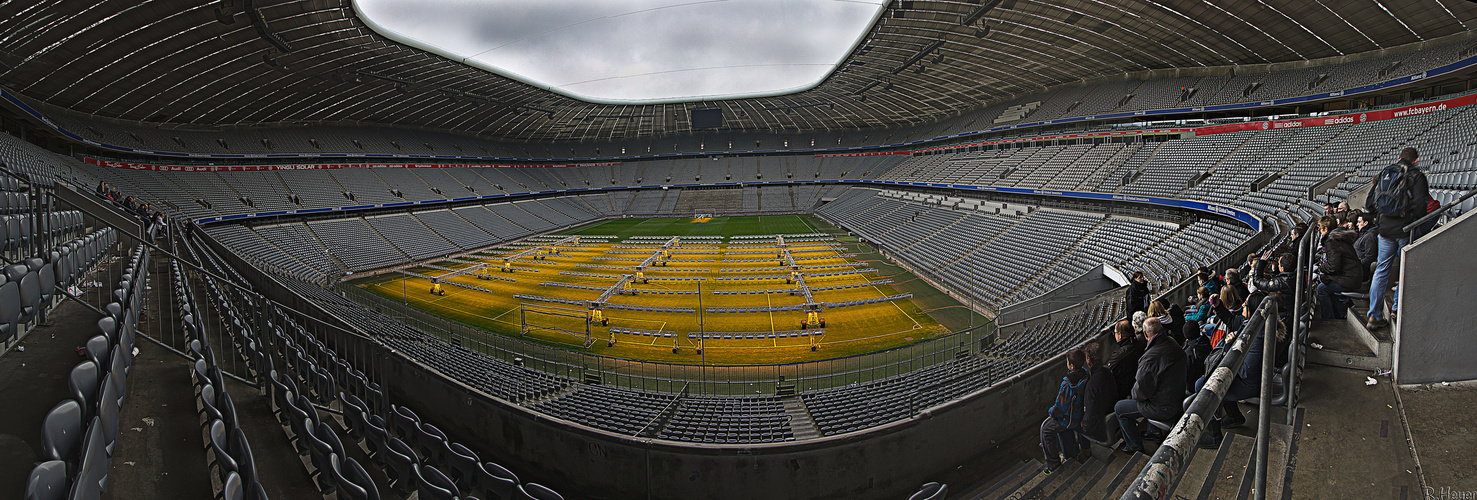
top-left (1126, 280), bottom-right (1150, 314)
top-left (1131, 334), bottom-right (1188, 422)
top-left (1320, 228), bottom-right (1364, 289)
top-left (1107, 335), bottom-right (1146, 400)
top-left (1081, 365), bottom-right (1117, 441)
top-left (1354, 225), bottom-right (1378, 268)
top-left (1049, 368), bottom-right (1089, 429)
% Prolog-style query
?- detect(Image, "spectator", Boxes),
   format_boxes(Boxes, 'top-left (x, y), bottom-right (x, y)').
top-left (1126, 271), bottom-right (1150, 315)
top-left (1131, 311), bottom-right (1147, 337)
top-left (1219, 285), bottom-right (1242, 314)
top-left (1182, 320), bottom-right (1210, 390)
top-left (1411, 194), bottom-right (1441, 240)
top-left (1159, 298), bottom-right (1185, 343)
top-left (1252, 252), bottom-right (1296, 332)
top-left (1335, 201), bottom-right (1350, 224)
top-left (1147, 302), bottom-right (1176, 343)
top-left (1224, 268), bottom-right (1249, 302)
top-left (1115, 319), bottom-right (1188, 454)
top-left (1040, 348), bottom-right (1089, 474)
top-left (1195, 292), bottom-right (1286, 429)
top-left (1106, 319), bottom-right (1144, 400)
top-left (1353, 212), bottom-right (1378, 270)
top-left (1184, 288), bottom-right (1213, 323)
top-left (1364, 147), bottom-right (1429, 328)
top-left (1081, 342), bottom-right (1117, 444)
top-left (1315, 216), bottom-right (1363, 320)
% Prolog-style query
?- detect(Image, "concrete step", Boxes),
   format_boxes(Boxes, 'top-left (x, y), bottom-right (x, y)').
top-left (1205, 426), bottom-right (1259, 499)
top-left (968, 459), bottom-right (1042, 499)
top-left (1043, 455), bottom-right (1112, 499)
top-left (1063, 451), bottom-right (1144, 500)
top-left (988, 457), bottom-right (1083, 500)
top-left (1232, 421), bottom-right (1293, 500)
top-left (1168, 430), bottom-right (1240, 499)
top-left (1305, 310), bottom-right (1392, 371)
top-left (779, 395), bottom-right (821, 440)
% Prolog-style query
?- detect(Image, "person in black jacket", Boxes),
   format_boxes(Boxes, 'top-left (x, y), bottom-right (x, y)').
top-left (1364, 147), bottom-right (1429, 328)
top-left (1105, 320), bottom-right (1144, 400)
top-left (1353, 212), bottom-right (1378, 270)
top-left (1081, 341), bottom-right (1118, 445)
top-left (1125, 271), bottom-right (1150, 315)
top-left (1251, 251), bottom-right (1295, 333)
top-left (1114, 320), bottom-right (1188, 454)
top-left (1315, 217), bottom-right (1364, 320)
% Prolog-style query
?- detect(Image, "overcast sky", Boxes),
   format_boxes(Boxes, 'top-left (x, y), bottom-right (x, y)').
top-left (354, 0), bottom-right (886, 103)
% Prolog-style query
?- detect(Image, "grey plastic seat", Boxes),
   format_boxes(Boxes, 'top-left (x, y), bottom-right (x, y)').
top-left (15, 265), bottom-right (39, 321)
top-left (98, 374), bottom-right (119, 456)
top-left (229, 428), bottom-right (259, 491)
top-left (341, 455), bottom-right (381, 500)
top-left (391, 405), bottom-right (419, 440)
top-left (303, 422), bottom-right (337, 492)
top-left (340, 393), bottom-right (368, 441)
top-left (446, 442), bottom-right (481, 492)
top-left (24, 460), bottom-right (67, 500)
top-left (210, 419), bottom-right (240, 483)
top-left (478, 462), bottom-right (519, 500)
top-left (416, 422), bottom-right (449, 464)
top-left (363, 415), bottom-right (389, 463)
top-left (68, 361), bottom-right (100, 420)
top-left (329, 453), bottom-right (369, 500)
top-left (42, 400), bottom-right (84, 467)
top-left (908, 482), bottom-right (947, 500)
top-left (518, 483), bottom-right (564, 500)
top-left (0, 280), bottom-right (21, 342)
top-left (384, 437), bottom-right (419, 494)
top-left (416, 464), bottom-right (459, 500)
top-left (223, 471), bottom-right (244, 500)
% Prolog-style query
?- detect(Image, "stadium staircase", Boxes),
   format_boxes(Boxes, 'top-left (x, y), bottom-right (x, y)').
top-left (299, 222), bottom-right (352, 273)
top-left (962, 419), bottom-right (1296, 500)
top-left (1074, 145), bottom-right (1141, 191)
top-left (780, 396), bottom-right (822, 440)
top-left (357, 216), bottom-right (412, 261)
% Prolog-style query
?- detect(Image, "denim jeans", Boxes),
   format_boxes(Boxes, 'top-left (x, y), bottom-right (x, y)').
top-left (1115, 399), bottom-right (1147, 452)
top-left (1315, 281), bottom-right (1354, 320)
top-left (1367, 235), bottom-right (1408, 320)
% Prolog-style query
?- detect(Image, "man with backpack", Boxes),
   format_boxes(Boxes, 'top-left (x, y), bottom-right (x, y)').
top-left (1363, 147), bottom-right (1429, 328)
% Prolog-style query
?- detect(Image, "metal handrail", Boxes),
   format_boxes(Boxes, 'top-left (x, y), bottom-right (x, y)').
top-left (1121, 297), bottom-right (1277, 500)
top-left (1402, 188), bottom-right (1476, 234)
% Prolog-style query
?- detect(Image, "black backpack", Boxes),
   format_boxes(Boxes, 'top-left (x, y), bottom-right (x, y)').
top-left (1370, 162), bottom-right (1418, 218)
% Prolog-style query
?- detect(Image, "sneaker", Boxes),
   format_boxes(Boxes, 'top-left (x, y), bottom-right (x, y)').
top-left (1118, 444), bottom-right (1143, 455)
top-left (1043, 462), bottom-right (1061, 475)
top-left (1366, 316), bottom-right (1389, 328)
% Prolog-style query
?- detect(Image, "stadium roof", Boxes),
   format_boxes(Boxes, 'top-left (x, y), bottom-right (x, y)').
top-left (0, 0), bottom-right (1473, 142)
top-left (354, 0), bottom-right (887, 104)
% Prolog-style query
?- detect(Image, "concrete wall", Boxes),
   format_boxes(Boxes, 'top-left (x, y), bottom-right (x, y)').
top-left (1395, 209), bottom-right (1477, 384)
top-left (381, 338), bottom-right (1088, 500)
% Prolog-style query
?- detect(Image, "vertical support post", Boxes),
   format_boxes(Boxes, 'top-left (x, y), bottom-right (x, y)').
top-left (1254, 297), bottom-right (1278, 500)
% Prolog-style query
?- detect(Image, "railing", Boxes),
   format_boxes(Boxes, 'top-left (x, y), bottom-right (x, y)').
top-left (1122, 297), bottom-right (1277, 500)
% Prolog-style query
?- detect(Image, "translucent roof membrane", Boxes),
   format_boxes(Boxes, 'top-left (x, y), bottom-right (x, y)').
top-left (354, 0), bottom-right (887, 104)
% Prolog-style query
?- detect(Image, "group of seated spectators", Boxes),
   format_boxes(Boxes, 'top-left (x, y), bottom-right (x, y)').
top-left (1036, 149), bottom-right (1447, 472)
top-left (1039, 253), bottom-right (1298, 470)
top-left (96, 181), bottom-right (167, 239)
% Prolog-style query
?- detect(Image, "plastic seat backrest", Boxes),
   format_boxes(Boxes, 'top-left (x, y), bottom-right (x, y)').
top-left (24, 460), bottom-right (67, 500)
top-left (416, 464), bottom-right (459, 500)
top-left (343, 455), bottom-right (382, 500)
top-left (519, 483), bottom-right (564, 500)
top-left (479, 461), bottom-right (518, 500)
top-left (330, 453), bottom-right (368, 500)
top-left (69, 361), bottom-right (100, 420)
top-left (42, 400), bottom-right (83, 465)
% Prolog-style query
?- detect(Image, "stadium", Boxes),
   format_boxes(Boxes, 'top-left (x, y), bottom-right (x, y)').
top-left (0, 1), bottom-right (1474, 499)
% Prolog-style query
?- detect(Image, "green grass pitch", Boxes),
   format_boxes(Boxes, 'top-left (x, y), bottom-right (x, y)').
top-left (350, 214), bottom-right (989, 365)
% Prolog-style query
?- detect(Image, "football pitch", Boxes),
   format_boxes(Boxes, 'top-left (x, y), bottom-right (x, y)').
top-left (350, 214), bottom-right (988, 365)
